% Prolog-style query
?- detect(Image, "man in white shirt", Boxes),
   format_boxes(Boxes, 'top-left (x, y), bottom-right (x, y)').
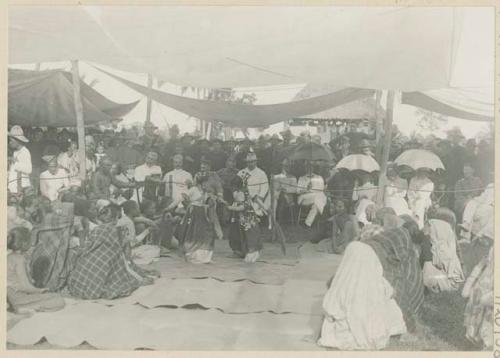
top-left (40, 158), bottom-right (70, 202)
top-left (163, 154), bottom-right (193, 205)
top-left (8, 126), bottom-right (32, 195)
top-left (134, 151), bottom-right (162, 202)
top-left (297, 163), bottom-right (327, 227)
top-left (273, 158), bottom-right (297, 220)
top-left (238, 152), bottom-right (270, 217)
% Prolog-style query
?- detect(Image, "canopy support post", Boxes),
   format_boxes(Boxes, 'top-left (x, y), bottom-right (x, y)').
top-left (374, 90), bottom-right (384, 161)
top-left (146, 73), bottom-right (153, 124)
top-left (376, 90), bottom-right (395, 207)
top-left (70, 60), bottom-right (87, 181)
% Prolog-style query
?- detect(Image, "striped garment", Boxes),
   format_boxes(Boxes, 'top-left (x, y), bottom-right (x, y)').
top-left (29, 210), bottom-right (74, 291)
top-left (68, 223), bottom-right (141, 300)
top-left (365, 227), bottom-right (424, 332)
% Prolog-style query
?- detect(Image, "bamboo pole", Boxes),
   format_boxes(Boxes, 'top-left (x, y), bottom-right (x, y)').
top-left (70, 60), bottom-right (87, 181)
top-left (374, 90), bottom-right (384, 162)
top-left (35, 63), bottom-right (41, 71)
top-left (375, 90), bottom-right (395, 207)
top-left (146, 73), bottom-right (153, 124)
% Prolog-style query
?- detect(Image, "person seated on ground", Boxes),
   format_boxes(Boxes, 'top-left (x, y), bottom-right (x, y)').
top-left (7, 227), bottom-right (65, 315)
top-left (384, 165), bottom-right (411, 216)
top-left (27, 197), bottom-right (77, 292)
top-left (454, 164), bottom-right (483, 222)
top-left (462, 246), bottom-right (493, 350)
top-left (224, 175), bottom-right (263, 262)
top-left (296, 162), bottom-right (327, 228)
top-left (116, 200), bottom-right (162, 271)
top-left (68, 201), bottom-right (155, 300)
top-left (421, 212), bottom-right (464, 293)
top-left (136, 199), bottom-right (178, 252)
top-left (459, 175), bottom-right (494, 243)
top-left (134, 151), bottom-right (163, 202)
top-left (39, 157), bottom-right (71, 202)
top-left (354, 197), bottom-right (376, 227)
top-left (273, 158), bottom-right (297, 224)
top-left (352, 172), bottom-right (378, 203)
top-left (8, 205), bottom-right (33, 232)
top-left (329, 199), bottom-right (360, 254)
top-left (318, 219), bottom-right (424, 350)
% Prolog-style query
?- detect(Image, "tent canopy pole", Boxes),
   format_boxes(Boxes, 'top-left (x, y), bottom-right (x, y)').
top-left (71, 60), bottom-right (87, 181)
top-left (376, 90), bottom-right (395, 207)
top-left (146, 73), bottom-right (153, 124)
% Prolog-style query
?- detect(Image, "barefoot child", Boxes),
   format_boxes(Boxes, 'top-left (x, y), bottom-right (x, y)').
top-left (7, 227), bottom-right (65, 314)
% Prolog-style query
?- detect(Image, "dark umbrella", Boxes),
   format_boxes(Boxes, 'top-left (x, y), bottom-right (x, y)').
top-left (289, 142), bottom-right (335, 162)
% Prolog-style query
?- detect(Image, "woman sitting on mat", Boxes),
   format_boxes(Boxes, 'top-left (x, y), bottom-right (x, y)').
top-left (68, 201), bottom-right (155, 300)
top-left (318, 218), bottom-right (424, 350)
top-left (7, 227), bottom-right (65, 314)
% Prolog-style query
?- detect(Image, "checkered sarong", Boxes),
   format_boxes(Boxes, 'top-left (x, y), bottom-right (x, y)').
top-left (365, 227), bottom-right (424, 332)
top-left (68, 223), bottom-right (140, 300)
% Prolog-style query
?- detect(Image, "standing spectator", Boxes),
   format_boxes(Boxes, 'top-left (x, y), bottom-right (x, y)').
top-left (408, 169), bottom-right (434, 229)
top-left (454, 164), bottom-right (483, 222)
top-left (90, 157), bottom-right (113, 200)
top-left (237, 152), bottom-right (270, 227)
top-left (39, 158), bottom-right (70, 202)
top-left (163, 154), bottom-right (193, 207)
top-left (57, 141), bottom-right (80, 180)
top-left (207, 139), bottom-right (228, 172)
top-left (8, 126), bottom-right (32, 195)
top-left (217, 156), bottom-right (239, 205)
top-left (134, 152), bottom-right (163, 203)
top-left (476, 140), bottom-right (494, 184)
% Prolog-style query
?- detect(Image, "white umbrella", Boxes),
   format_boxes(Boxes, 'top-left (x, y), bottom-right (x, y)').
top-left (394, 149), bottom-right (445, 171)
top-left (335, 154), bottom-right (380, 172)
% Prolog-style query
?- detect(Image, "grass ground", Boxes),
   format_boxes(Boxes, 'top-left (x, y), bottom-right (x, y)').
top-left (7, 225), bottom-right (491, 351)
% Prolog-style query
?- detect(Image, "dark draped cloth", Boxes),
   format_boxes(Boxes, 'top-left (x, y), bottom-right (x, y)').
top-left (365, 227), bottom-right (424, 332)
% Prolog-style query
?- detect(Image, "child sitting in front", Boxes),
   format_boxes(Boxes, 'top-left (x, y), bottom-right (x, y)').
top-left (7, 227), bottom-right (65, 315)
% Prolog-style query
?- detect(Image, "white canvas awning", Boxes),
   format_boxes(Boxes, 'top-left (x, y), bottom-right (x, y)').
top-left (8, 6), bottom-right (493, 91)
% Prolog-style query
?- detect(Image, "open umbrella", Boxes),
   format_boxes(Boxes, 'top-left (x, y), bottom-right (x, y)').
top-left (394, 149), bottom-right (445, 171)
top-left (335, 154), bottom-right (380, 172)
top-left (289, 142), bottom-right (334, 162)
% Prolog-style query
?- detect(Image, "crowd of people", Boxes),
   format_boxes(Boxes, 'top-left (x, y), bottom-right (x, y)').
top-left (6, 121), bottom-right (495, 350)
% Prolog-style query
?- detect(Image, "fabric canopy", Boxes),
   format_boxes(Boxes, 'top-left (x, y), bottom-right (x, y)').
top-left (8, 69), bottom-right (139, 127)
top-left (8, 6), bottom-right (493, 91)
top-left (294, 84), bottom-right (384, 121)
top-left (97, 67), bottom-right (375, 128)
top-left (401, 88), bottom-right (493, 122)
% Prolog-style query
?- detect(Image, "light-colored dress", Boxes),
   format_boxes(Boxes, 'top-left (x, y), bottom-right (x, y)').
top-left (407, 176), bottom-right (434, 229)
top-left (422, 219), bottom-right (464, 292)
top-left (384, 177), bottom-right (412, 216)
top-left (318, 241), bottom-right (407, 350)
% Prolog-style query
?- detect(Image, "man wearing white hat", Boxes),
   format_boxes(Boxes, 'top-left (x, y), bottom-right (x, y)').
top-left (238, 151), bottom-right (270, 218)
top-left (8, 126), bottom-right (32, 195)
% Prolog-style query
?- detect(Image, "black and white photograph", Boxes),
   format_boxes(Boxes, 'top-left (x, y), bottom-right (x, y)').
top-left (5, 3), bottom-right (495, 351)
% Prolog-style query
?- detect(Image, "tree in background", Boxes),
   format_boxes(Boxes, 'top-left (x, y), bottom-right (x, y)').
top-left (415, 108), bottom-right (448, 133)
